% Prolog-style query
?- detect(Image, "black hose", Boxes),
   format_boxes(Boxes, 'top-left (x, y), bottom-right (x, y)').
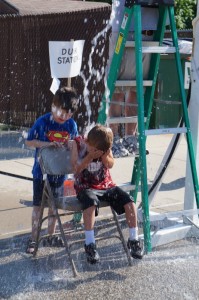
top-left (0, 170), bottom-right (33, 181)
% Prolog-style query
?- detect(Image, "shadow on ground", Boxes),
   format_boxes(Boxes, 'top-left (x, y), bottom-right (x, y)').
top-left (1, 230), bottom-right (199, 300)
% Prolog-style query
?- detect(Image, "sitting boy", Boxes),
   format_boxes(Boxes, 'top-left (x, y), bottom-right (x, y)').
top-left (70, 124), bottom-right (143, 264)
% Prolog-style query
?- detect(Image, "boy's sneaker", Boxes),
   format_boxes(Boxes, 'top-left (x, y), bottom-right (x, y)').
top-left (42, 235), bottom-right (64, 247)
top-left (26, 238), bottom-right (36, 254)
top-left (127, 239), bottom-right (144, 259)
top-left (84, 243), bottom-right (100, 264)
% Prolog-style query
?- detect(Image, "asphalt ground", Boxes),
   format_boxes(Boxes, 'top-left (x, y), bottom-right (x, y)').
top-left (1, 131), bottom-right (199, 299)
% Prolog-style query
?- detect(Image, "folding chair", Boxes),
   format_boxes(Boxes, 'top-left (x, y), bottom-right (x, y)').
top-left (33, 145), bottom-right (133, 277)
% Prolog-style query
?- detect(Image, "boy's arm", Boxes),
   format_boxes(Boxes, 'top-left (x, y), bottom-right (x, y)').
top-left (101, 148), bottom-right (114, 169)
top-left (25, 139), bottom-right (63, 148)
top-left (25, 119), bottom-right (52, 149)
top-left (25, 139), bottom-right (53, 148)
top-left (70, 140), bottom-right (79, 173)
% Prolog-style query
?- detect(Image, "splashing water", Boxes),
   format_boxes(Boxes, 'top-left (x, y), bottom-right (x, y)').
top-left (80, 17), bottom-right (111, 128)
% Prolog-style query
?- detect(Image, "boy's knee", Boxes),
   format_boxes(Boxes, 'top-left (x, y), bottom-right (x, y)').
top-left (124, 201), bottom-right (136, 211)
top-left (83, 205), bottom-right (96, 212)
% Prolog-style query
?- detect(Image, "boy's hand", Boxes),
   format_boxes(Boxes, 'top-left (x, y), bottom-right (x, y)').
top-left (87, 148), bottom-right (104, 160)
top-left (101, 148), bottom-right (111, 158)
top-left (50, 141), bottom-right (64, 148)
top-left (101, 148), bottom-right (114, 169)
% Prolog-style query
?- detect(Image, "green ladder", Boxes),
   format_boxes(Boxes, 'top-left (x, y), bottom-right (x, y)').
top-left (97, 0), bottom-right (199, 253)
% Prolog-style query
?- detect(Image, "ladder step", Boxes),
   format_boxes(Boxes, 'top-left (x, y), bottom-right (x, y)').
top-left (108, 116), bottom-right (146, 124)
top-left (115, 80), bottom-right (153, 87)
top-left (142, 46), bottom-right (176, 54)
top-left (138, 208), bottom-right (199, 222)
top-left (106, 100), bottom-right (137, 107)
top-left (125, 41), bottom-right (176, 53)
top-left (125, 41), bottom-right (159, 48)
top-left (119, 182), bottom-right (135, 192)
top-left (145, 127), bottom-right (187, 136)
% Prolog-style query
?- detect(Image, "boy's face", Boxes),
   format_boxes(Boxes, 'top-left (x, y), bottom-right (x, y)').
top-left (52, 104), bottom-right (73, 124)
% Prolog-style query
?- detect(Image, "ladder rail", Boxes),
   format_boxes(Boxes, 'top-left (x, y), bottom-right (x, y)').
top-left (133, 4), bottom-right (152, 252)
top-left (131, 5), bottom-right (168, 202)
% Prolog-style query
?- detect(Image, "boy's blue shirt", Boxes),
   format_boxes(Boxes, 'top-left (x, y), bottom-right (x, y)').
top-left (27, 112), bottom-right (78, 179)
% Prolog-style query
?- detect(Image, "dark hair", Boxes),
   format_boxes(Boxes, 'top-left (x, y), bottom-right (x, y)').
top-left (52, 86), bottom-right (78, 112)
top-left (87, 124), bottom-right (113, 152)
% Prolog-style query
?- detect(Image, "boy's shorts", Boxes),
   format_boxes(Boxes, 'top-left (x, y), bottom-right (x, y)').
top-left (33, 178), bottom-right (63, 206)
top-left (77, 186), bottom-right (134, 216)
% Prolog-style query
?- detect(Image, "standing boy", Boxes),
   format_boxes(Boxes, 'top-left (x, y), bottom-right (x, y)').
top-left (71, 124), bottom-right (143, 264)
top-left (25, 86), bottom-right (78, 254)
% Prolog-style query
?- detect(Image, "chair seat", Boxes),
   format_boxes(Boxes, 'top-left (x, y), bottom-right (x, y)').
top-left (54, 195), bottom-right (110, 212)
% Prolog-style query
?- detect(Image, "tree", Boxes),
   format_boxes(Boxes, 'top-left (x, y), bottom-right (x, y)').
top-left (175, 0), bottom-right (197, 29)
top-left (86, 0), bottom-right (197, 29)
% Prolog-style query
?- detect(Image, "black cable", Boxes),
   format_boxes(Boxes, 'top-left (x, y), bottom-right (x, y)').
top-left (0, 170), bottom-right (33, 181)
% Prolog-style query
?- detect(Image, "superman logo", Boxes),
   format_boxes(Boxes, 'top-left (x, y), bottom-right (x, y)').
top-left (46, 131), bottom-right (70, 143)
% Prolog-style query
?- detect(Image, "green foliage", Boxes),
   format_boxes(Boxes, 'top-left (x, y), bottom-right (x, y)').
top-left (85, 0), bottom-right (197, 29)
top-left (0, 124), bottom-right (19, 131)
top-left (175, 0), bottom-right (197, 29)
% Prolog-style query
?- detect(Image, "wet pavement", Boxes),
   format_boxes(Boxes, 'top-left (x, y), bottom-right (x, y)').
top-left (1, 235), bottom-right (199, 299)
top-left (1, 132), bottom-right (199, 299)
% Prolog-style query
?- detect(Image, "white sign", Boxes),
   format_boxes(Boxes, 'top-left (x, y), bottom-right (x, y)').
top-left (49, 40), bottom-right (85, 78)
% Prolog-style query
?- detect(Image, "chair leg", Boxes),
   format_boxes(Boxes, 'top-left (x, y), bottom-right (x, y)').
top-left (47, 193), bottom-right (79, 277)
top-left (33, 197), bottom-right (46, 257)
top-left (55, 210), bottom-right (79, 277)
top-left (111, 208), bottom-right (132, 266)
